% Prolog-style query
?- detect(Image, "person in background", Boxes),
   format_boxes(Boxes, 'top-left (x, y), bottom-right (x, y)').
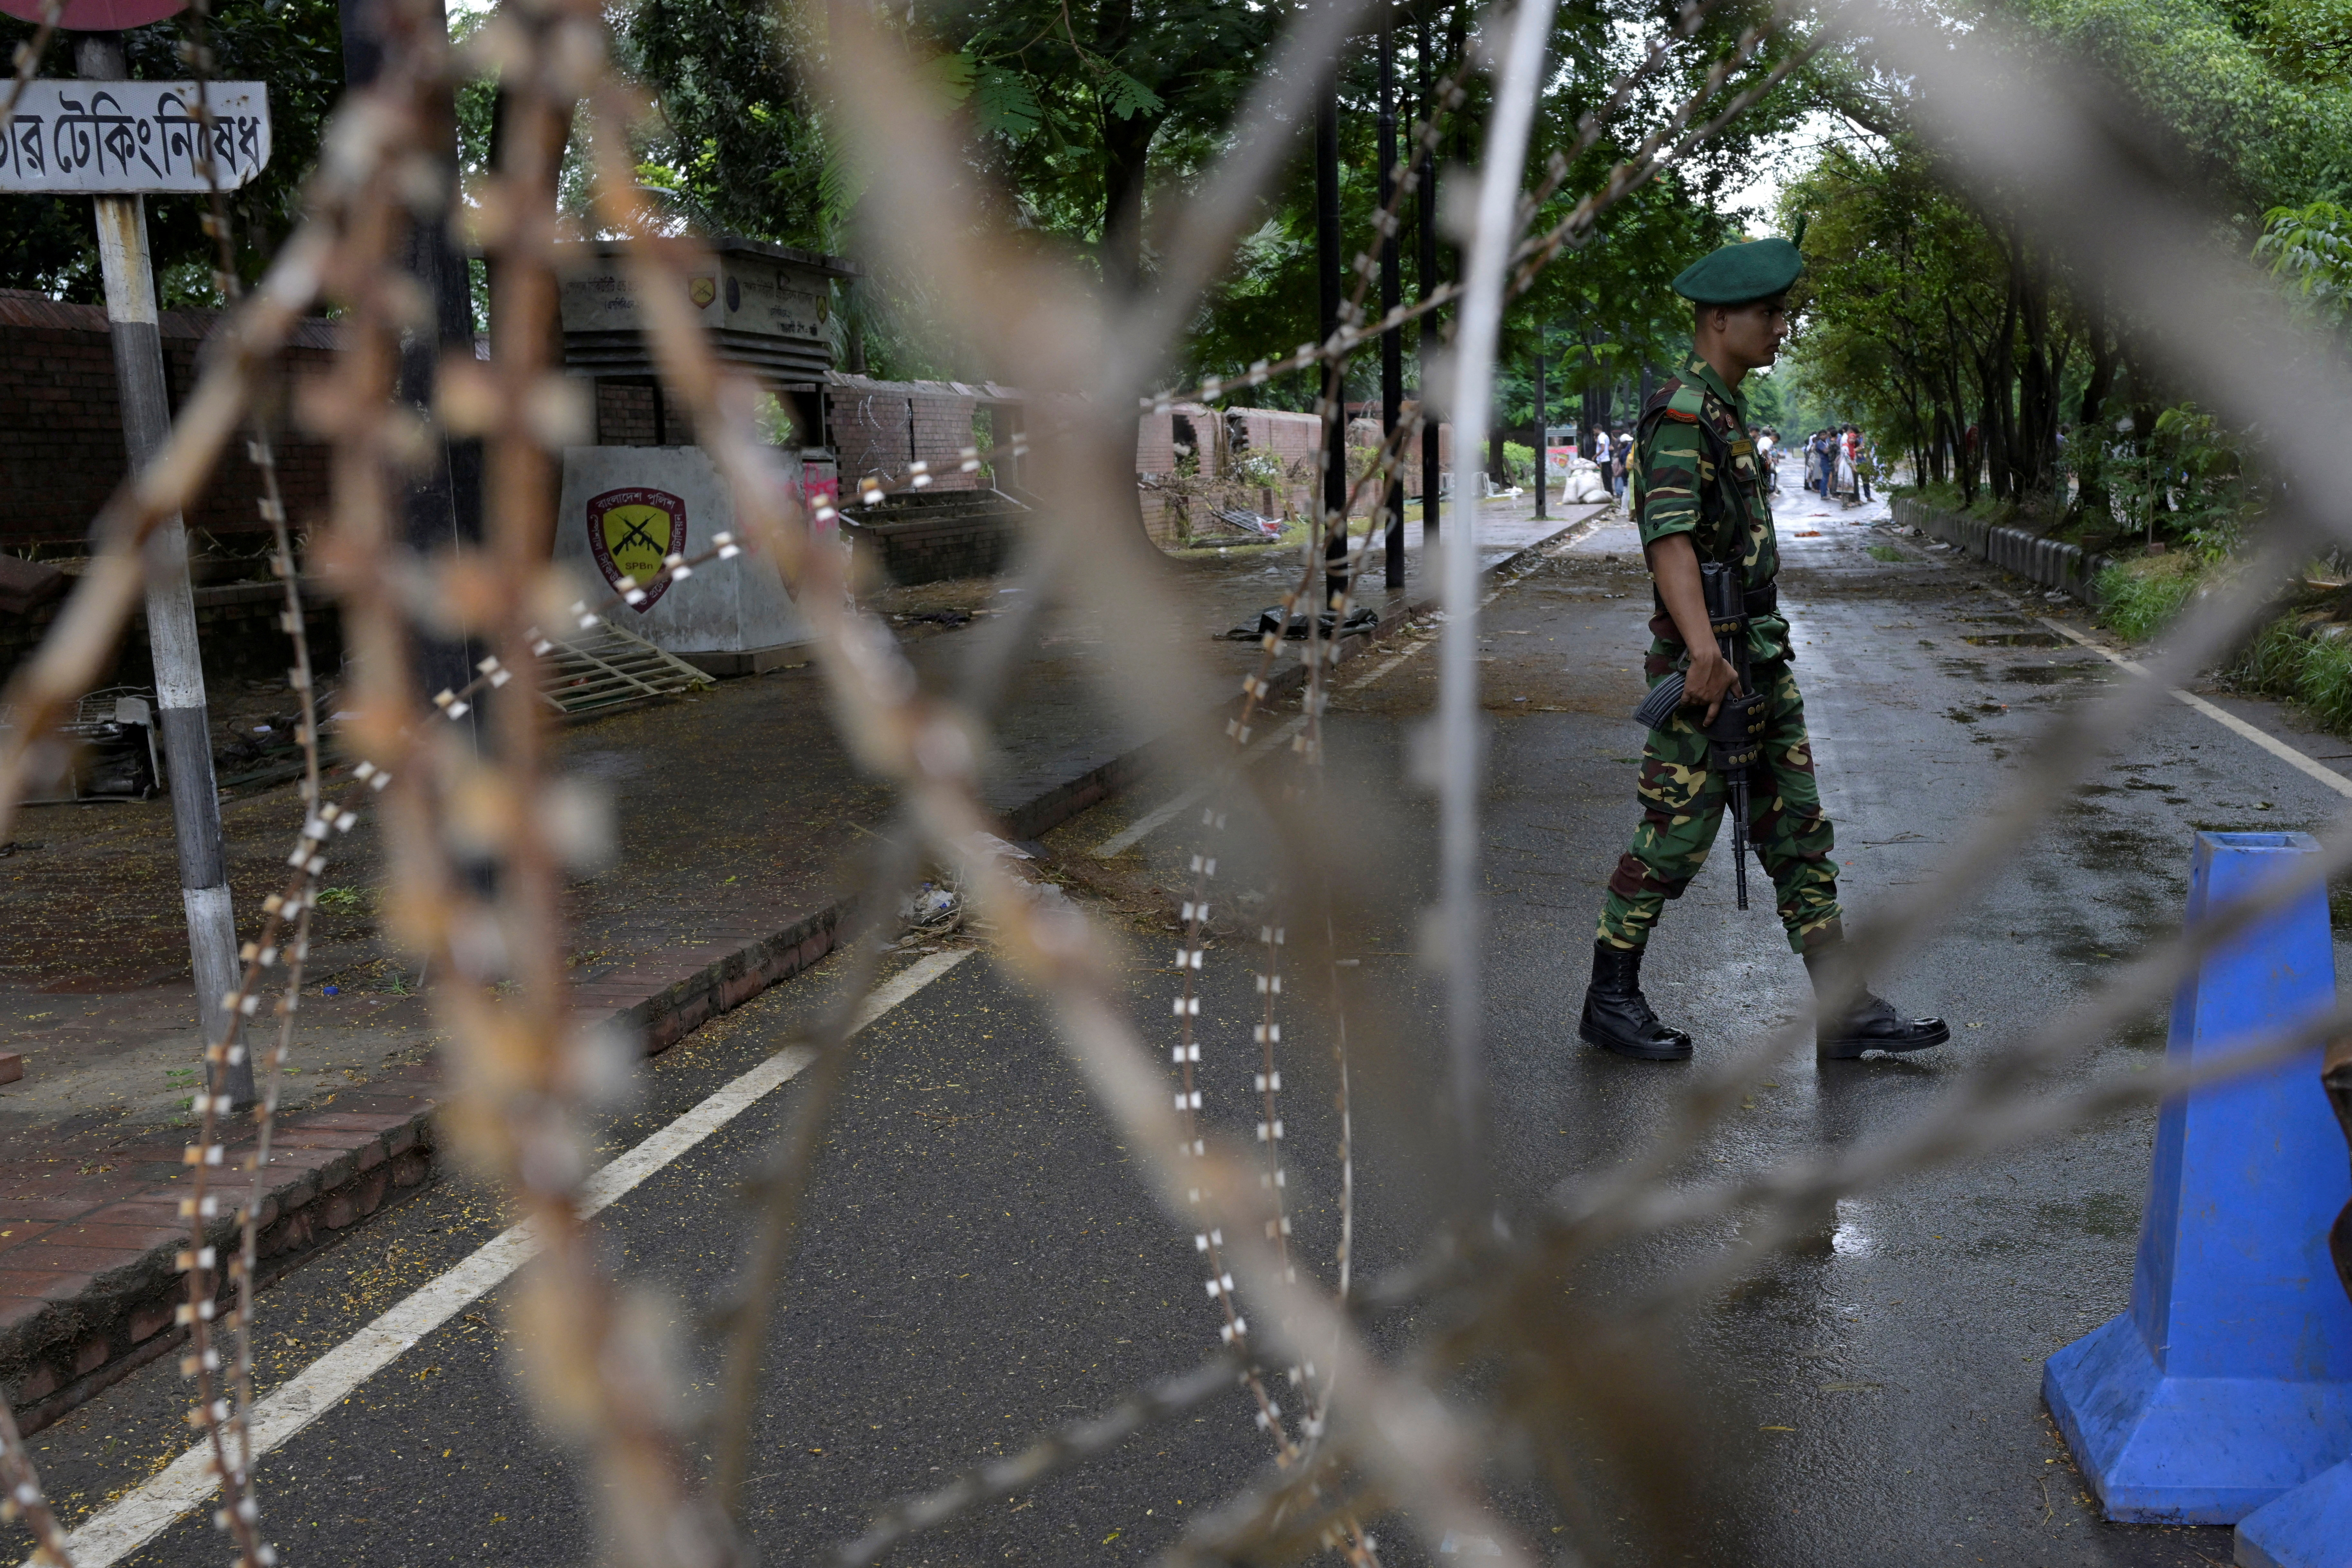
top-left (1755, 426), bottom-right (1778, 493)
top-left (1613, 430), bottom-right (1632, 501)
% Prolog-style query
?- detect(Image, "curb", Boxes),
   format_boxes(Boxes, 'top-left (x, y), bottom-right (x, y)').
top-left (0, 509), bottom-right (1591, 1434)
top-left (1892, 497), bottom-right (2117, 606)
top-left (2, 1098), bottom-right (435, 1434)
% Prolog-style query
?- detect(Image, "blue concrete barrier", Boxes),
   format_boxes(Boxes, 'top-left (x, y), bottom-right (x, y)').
top-left (2236, 1457), bottom-right (2352, 1568)
top-left (2043, 831), bottom-right (2352, 1524)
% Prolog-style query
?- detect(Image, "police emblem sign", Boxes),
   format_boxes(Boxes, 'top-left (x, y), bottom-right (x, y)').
top-left (585, 487), bottom-right (687, 610)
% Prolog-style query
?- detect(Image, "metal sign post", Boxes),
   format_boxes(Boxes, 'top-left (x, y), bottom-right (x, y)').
top-left (0, 11), bottom-right (272, 1099)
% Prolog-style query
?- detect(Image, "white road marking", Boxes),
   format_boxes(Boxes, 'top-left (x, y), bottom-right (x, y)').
top-left (38, 949), bottom-right (973, 1568)
top-left (2036, 616), bottom-right (2352, 800)
top-left (1089, 716), bottom-right (1309, 858)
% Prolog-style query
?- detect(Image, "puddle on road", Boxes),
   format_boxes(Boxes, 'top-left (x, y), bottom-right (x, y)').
top-left (2000, 662), bottom-right (2108, 684)
top-left (1960, 632), bottom-right (2065, 648)
top-left (2035, 1191), bottom-right (2142, 1240)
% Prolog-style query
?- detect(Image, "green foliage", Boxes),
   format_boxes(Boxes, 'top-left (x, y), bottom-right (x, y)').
top-left (1502, 441), bottom-right (1536, 485)
top-left (2077, 403), bottom-right (2259, 558)
top-left (613, 0), bottom-right (1808, 389)
top-left (2230, 613), bottom-right (2352, 732)
top-left (2240, 0), bottom-right (2352, 86)
top-left (2017, 0), bottom-right (2352, 212)
top-left (2257, 199), bottom-right (2352, 322)
top-left (2094, 554), bottom-right (2202, 641)
top-left (1775, 139), bottom-right (2007, 484)
top-left (1866, 543), bottom-right (1905, 562)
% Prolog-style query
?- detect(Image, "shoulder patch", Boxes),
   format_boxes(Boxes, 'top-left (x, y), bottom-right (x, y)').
top-left (1660, 408), bottom-right (1702, 424)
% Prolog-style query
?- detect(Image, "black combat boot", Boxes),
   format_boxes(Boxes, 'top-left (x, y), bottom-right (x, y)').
top-left (1579, 940), bottom-right (1694, 1062)
top-left (1804, 939), bottom-right (1949, 1060)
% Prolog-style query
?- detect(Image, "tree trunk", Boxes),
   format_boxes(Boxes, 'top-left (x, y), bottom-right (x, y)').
top-left (2074, 292), bottom-right (2118, 530)
top-left (1094, 0), bottom-right (1159, 297)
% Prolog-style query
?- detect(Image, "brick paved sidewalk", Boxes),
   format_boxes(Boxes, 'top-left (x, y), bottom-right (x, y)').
top-left (0, 498), bottom-right (1597, 1430)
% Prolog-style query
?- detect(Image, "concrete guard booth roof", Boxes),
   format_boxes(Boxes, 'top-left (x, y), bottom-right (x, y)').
top-left (553, 237), bottom-right (858, 664)
top-left (557, 236), bottom-right (857, 387)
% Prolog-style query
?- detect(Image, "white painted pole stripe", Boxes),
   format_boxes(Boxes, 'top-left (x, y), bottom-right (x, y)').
top-left (2036, 617), bottom-right (2352, 801)
top-left (36, 949), bottom-right (973, 1568)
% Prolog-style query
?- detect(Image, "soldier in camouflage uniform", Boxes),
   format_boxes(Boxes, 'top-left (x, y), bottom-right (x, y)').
top-left (1578, 237), bottom-right (1949, 1063)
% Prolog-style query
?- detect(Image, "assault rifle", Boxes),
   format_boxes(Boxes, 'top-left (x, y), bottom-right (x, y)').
top-left (1629, 562), bottom-right (1769, 908)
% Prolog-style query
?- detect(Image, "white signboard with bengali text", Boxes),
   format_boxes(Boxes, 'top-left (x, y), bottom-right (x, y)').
top-left (0, 80), bottom-right (269, 194)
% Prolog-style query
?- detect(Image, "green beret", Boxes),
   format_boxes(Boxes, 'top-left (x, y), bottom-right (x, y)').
top-left (1672, 237), bottom-right (1805, 304)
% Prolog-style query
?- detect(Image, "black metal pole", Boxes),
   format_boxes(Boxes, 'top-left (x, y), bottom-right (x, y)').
top-left (1417, 6), bottom-right (1441, 548)
top-left (1317, 85), bottom-right (1347, 607)
top-left (1380, 15), bottom-right (1403, 590)
top-left (343, 0), bottom-right (480, 720)
top-left (1532, 333), bottom-right (1546, 520)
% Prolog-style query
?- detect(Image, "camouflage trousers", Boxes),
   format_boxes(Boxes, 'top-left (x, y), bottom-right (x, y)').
top-left (1595, 661), bottom-right (1842, 954)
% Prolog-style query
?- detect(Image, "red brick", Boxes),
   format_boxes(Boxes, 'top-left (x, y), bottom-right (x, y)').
top-left (74, 1201), bottom-right (199, 1228)
top-left (0, 1268), bottom-right (94, 1302)
top-left (320, 1193), bottom-right (356, 1230)
top-left (352, 1170), bottom-right (388, 1217)
top-left (387, 1150), bottom-right (429, 1188)
top-left (0, 1219), bottom-right (59, 1253)
top-left (15, 1364), bottom-right (59, 1403)
top-left (72, 1334), bottom-right (109, 1375)
top-left (129, 1302), bottom-right (177, 1341)
top-left (36, 1222), bottom-right (184, 1250)
top-left (293, 1112), bottom-right (407, 1133)
top-left (270, 1130), bottom-right (378, 1152)
top-left (3, 1242), bottom-right (149, 1275)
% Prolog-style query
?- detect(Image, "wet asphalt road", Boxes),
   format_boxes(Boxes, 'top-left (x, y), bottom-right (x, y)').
top-left (22, 491), bottom-right (2352, 1567)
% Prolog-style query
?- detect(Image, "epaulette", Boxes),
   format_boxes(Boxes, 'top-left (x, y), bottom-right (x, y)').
top-left (1664, 383), bottom-right (1709, 424)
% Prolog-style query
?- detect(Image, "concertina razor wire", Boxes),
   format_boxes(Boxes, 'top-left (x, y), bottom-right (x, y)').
top-left (6, 0), bottom-right (2352, 1563)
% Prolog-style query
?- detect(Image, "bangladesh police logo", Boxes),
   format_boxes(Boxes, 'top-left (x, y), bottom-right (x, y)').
top-left (585, 487), bottom-right (687, 612)
top-left (687, 274), bottom-right (718, 309)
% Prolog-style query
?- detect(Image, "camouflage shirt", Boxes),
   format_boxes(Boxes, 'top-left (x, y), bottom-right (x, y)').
top-left (1631, 352), bottom-right (1790, 667)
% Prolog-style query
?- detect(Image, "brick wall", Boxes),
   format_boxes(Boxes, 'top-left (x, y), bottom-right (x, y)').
top-left (0, 580), bottom-right (343, 692)
top-left (0, 293), bottom-right (337, 551)
top-left (827, 375), bottom-right (989, 493)
top-left (593, 380), bottom-right (699, 447)
top-left (597, 382), bottom-right (658, 446)
top-left (1133, 404), bottom-right (1453, 548)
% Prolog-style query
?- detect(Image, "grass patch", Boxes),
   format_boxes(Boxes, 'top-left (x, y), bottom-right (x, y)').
top-left (1866, 543), bottom-right (1905, 563)
top-left (2093, 554), bottom-right (2202, 643)
top-left (2231, 613), bottom-right (2352, 734)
